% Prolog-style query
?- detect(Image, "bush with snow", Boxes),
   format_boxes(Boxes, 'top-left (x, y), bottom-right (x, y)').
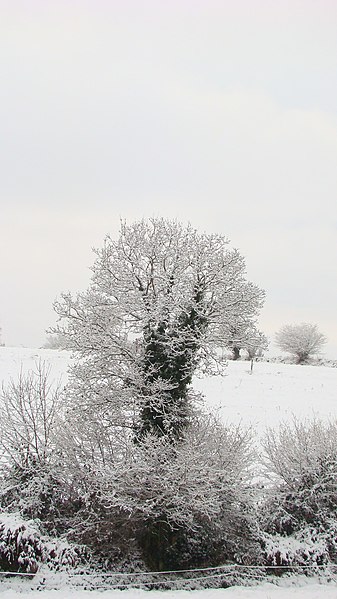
top-left (56, 411), bottom-right (261, 570)
top-left (109, 415), bottom-right (260, 569)
top-left (0, 362), bottom-right (84, 539)
top-left (0, 512), bottom-right (88, 573)
top-left (262, 529), bottom-right (330, 571)
top-left (0, 363), bottom-right (60, 520)
top-left (260, 417), bottom-right (337, 567)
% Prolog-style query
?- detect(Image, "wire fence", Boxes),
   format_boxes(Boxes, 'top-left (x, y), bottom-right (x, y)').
top-left (0, 563), bottom-right (336, 591)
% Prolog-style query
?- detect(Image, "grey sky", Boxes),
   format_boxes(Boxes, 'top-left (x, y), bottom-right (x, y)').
top-left (1, 1), bottom-right (336, 356)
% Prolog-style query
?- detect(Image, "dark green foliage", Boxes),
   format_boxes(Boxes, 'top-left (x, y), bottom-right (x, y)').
top-left (138, 506), bottom-right (262, 572)
top-left (138, 285), bottom-right (207, 441)
top-left (138, 517), bottom-right (226, 571)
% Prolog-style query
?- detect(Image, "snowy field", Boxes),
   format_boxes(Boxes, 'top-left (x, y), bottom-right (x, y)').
top-left (195, 358), bottom-right (337, 435)
top-left (1, 346), bottom-right (336, 435)
top-left (0, 347), bottom-right (70, 388)
top-left (0, 347), bottom-right (336, 598)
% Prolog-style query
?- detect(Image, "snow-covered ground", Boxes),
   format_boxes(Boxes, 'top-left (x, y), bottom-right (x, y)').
top-left (0, 347), bottom-right (336, 597)
top-left (1, 346), bottom-right (336, 434)
top-left (0, 580), bottom-right (336, 598)
top-left (0, 347), bottom-right (70, 388)
top-left (195, 359), bottom-right (337, 435)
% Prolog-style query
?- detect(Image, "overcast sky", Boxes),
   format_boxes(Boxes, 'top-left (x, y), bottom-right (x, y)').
top-left (1, 0), bottom-right (336, 357)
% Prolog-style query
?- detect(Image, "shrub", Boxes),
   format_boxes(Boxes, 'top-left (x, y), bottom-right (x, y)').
top-left (262, 528), bottom-right (330, 570)
top-left (260, 417), bottom-right (337, 566)
top-left (0, 363), bottom-right (87, 541)
top-left (0, 512), bottom-right (88, 573)
top-left (86, 414), bottom-right (261, 570)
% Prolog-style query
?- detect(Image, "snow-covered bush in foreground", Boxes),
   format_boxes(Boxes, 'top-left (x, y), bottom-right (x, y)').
top-left (0, 512), bottom-right (87, 573)
top-left (260, 417), bottom-right (337, 567)
top-left (0, 362), bottom-right (85, 541)
top-left (56, 411), bottom-right (261, 570)
top-left (263, 530), bottom-right (330, 570)
top-left (107, 415), bottom-right (260, 570)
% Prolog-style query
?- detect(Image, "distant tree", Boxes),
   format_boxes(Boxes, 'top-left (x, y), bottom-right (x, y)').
top-left (224, 323), bottom-right (245, 360)
top-left (224, 322), bottom-right (268, 361)
top-left (275, 323), bottom-right (326, 364)
top-left (245, 327), bottom-right (268, 360)
top-left (42, 333), bottom-right (66, 350)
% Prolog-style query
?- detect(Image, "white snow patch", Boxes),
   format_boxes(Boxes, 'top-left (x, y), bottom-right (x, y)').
top-left (195, 360), bottom-right (337, 434)
top-left (0, 579), bottom-right (336, 598)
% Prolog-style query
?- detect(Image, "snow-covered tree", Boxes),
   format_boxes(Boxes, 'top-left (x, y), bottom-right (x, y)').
top-left (243, 327), bottom-right (268, 360)
top-left (223, 323), bottom-right (245, 360)
top-left (275, 323), bottom-right (326, 364)
top-left (0, 362), bottom-right (66, 522)
top-left (225, 323), bottom-right (268, 360)
top-left (49, 219), bottom-right (265, 567)
top-left (42, 333), bottom-right (66, 350)
top-left (52, 218), bottom-right (265, 441)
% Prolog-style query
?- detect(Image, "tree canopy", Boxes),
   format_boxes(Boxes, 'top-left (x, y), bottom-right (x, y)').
top-left (53, 218), bottom-right (265, 440)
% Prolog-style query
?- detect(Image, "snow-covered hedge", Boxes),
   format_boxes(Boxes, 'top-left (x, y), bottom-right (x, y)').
top-left (262, 529), bottom-right (330, 570)
top-left (260, 417), bottom-right (337, 571)
top-left (0, 512), bottom-right (88, 574)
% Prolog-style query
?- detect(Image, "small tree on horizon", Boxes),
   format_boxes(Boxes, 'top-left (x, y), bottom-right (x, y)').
top-left (245, 327), bottom-right (268, 360)
top-left (42, 333), bottom-right (66, 350)
top-left (275, 323), bottom-right (326, 364)
top-left (223, 322), bottom-right (268, 361)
